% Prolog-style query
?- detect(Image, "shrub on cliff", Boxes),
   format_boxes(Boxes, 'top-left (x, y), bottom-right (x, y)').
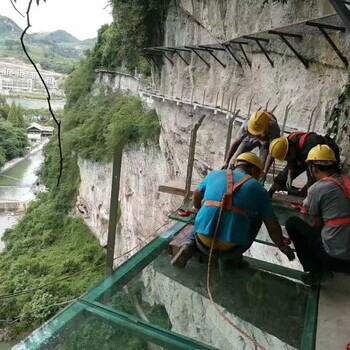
top-left (63, 92), bottom-right (160, 163)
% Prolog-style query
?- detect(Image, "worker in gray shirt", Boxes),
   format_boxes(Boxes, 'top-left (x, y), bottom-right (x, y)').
top-left (285, 145), bottom-right (350, 285)
top-left (222, 111), bottom-right (280, 177)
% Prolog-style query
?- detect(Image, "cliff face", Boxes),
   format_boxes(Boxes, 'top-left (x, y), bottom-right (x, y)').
top-left (159, 0), bottom-right (349, 132)
top-left (76, 0), bottom-right (349, 268)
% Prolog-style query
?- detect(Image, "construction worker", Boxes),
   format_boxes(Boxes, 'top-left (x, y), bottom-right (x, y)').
top-left (171, 152), bottom-right (295, 268)
top-left (222, 111), bottom-right (280, 171)
top-left (285, 145), bottom-right (350, 285)
top-left (267, 131), bottom-right (340, 197)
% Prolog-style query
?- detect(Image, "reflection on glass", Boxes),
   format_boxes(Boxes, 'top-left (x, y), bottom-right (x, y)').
top-left (37, 312), bottom-right (165, 350)
top-left (99, 252), bottom-right (308, 350)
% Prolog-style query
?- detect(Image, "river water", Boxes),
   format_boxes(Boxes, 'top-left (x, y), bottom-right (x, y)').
top-left (6, 97), bottom-right (65, 110)
top-left (0, 150), bottom-right (43, 251)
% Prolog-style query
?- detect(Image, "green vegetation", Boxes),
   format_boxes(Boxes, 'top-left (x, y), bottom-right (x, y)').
top-left (88, 0), bottom-right (169, 74)
top-left (0, 137), bottom-right (105, 337)
top-left (0, 0), bottom-right (161, 340)
top-left (55, 289), bottom-right (170, 349)
top-left (63, 92), bottom-right (160, 162)
top-left (0, 15), bottom-right (96, 74)
top-left (0, 96), bottom-right (28, 168)
top-left (325, 81), bottom-right (350, 139)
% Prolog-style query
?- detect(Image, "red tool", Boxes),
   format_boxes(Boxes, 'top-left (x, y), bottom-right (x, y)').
top-left (283, 237), bottom-right (292, 245)
top-left (178, 209), bottom-right (197, 217)
top-left (291, 203), bottom-right (309, 215)
top-left (345, 343), bottom-right (350, 350)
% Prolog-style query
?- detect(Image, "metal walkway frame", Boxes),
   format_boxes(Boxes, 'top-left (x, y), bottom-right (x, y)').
top-left (14, 218), bottom-right (319, 350)
top-left (144, 13), bottom-right (348, 69)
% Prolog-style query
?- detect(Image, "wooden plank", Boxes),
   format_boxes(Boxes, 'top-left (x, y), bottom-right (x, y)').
top-left (168, 224), bottom-right (194, 255)
top-left (272, 192), bottom-right (304, 205)
top-left (158, 180), bottom-right (198, 196)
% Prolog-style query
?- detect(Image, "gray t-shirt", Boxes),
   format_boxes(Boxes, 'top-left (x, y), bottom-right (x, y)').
top-left (237, 115), bottom-right (280, 146)
top-left (305, 175), bottom-right (350, 261)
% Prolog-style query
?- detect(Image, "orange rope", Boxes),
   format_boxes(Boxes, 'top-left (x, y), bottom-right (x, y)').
top-left (206, 194), bottom-right (267, 350)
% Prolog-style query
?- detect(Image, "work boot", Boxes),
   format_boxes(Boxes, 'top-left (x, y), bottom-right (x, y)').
top-left (171, 244), bottom-right (193, 269)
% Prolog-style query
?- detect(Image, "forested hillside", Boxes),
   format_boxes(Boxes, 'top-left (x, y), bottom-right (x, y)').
top-left (0, 0), bottom-right (164, 340)
top-left (0, 15), bottom-right (96, 74)
top-left (0, 96), bottom-right (28, 168)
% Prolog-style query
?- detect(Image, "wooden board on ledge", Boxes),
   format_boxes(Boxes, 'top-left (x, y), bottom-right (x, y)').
top-left (272, 192), bottom-right (304, 205)
top-left (158, 180), bottom-right (198, 196)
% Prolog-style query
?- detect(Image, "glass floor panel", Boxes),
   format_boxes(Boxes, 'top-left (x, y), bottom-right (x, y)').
top-left (14, 222), bottom-right (318, 350)
top-left (30, 311), bottom-right (167, 350)
top-left (98, 252), bottom-right (309, 350)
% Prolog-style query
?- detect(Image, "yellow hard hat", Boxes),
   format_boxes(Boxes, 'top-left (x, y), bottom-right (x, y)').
top-left (306, 144), bottom-right (336, 163)
top-left (269, 137), bottom-right (289, 161)
top-left (234, 152), bottom-right (263, 171)
top-left (247, 111), bottom-right (270, 135)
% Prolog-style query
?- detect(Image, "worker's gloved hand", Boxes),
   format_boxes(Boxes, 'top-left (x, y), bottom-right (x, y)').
top-left (221, 162), bottom-right (229, 170)
top-left (286, 175), bottom-right (293, 191)
top-left (259, 172), bottom-right (267, 186)
top-left (279, 244), bottom-right (295, 261)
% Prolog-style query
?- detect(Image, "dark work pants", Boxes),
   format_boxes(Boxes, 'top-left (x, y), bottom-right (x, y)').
top-left (273, 162), bottom-right (313, 193)
top-left (285, 216), bottom-right (350, 274)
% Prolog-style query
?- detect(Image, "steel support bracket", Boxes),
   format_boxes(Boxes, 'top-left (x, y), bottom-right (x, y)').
top-left (306, 21), bottom-right (348, 67)
top-left (186, 47), bottom-right (211, 68)
top-left (222, 44), bottom-right (242, 67)
top-left (225, 109), bottom-right (240, 159)
top-left (269, 31), bottom-right (309, 68)
top-left (244, 36), bottom-right (274, 67)
top-left (174, 49), bottom-right (190, 65)
top-left (328, 0), bottom-right (350, 29)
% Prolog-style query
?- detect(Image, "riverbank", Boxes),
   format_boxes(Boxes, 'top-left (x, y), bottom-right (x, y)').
top-left (0, 142), bottom-right (47, 174)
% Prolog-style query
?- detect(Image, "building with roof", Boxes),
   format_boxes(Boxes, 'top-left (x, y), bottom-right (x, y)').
top-left (26, 123), bottom-right (54, 143)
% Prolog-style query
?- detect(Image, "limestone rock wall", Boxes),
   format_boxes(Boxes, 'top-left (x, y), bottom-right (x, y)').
top-left (156, 0), bottom-right (349, 133)
top-left (77, 144), bottom-right (182, 264)
top-left (76, 0), bottom-right (350, 269)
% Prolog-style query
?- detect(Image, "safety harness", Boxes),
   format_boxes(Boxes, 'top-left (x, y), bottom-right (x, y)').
top-left (288, 131), bottom-right (314, 151)
top-left (197, 170), bottom-right (251, 250)
top-left (203, 169), bottom-right (251, 217)
top-left (322, 174), bottom-right (350, 226)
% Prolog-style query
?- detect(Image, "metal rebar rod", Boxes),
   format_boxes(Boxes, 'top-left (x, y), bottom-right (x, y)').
top-left (247, 95), bottom-right (254, 118)
top-left (202, 88), bottom-right (206, 106)
top-left (281, 102), bottom-right (292, 135)
top-left (224, 110), bottom-right (240, 159)
top-left (185, 115), bottom-right (206, 195)
top-left (106, 128), bottom-right (132, 275)
top-left (221, 91), bottom-right (226, 110)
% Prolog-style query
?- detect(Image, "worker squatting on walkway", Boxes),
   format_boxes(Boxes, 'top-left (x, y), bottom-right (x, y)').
top-left (222, 111), bottom-right (280, 173)
top-left (267, 131), bottom-right (340, 197)
top-left (286, 145), bottom-right (350, 285)
top-left (171, 152), bottom-right (295, 268)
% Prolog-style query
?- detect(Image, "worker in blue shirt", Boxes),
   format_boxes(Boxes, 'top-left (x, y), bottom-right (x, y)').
top-left (171, 152), bottom-right (295, 268)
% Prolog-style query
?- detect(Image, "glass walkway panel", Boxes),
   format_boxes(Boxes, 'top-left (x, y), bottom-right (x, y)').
top-left (13, 218), bottom-right (319, 350)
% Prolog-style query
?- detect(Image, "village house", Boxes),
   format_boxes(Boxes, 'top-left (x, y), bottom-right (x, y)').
top-left (26, 123), bottom-right (54, 143)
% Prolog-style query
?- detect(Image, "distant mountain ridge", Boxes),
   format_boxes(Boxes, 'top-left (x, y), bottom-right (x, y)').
top-left (0, 15), bottom-right (96, 74)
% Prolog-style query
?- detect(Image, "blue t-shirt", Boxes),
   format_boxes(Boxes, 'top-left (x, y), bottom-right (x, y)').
top-left (194, 169), bottom-right (275, 246)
